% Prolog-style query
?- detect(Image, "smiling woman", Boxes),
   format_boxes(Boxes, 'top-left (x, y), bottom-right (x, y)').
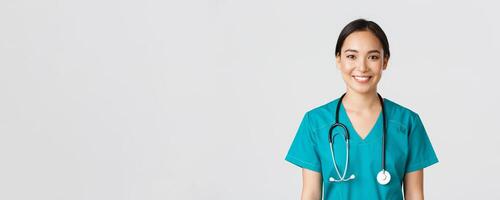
top-left (285, 19), bottom-right (439, 200)
top-left (335, 20), bottom-right (389, 97)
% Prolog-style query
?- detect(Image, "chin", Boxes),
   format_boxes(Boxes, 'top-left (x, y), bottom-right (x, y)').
top-left (348, 84), bottom-right (376, 94)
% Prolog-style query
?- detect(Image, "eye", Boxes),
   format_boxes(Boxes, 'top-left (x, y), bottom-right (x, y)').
top-left (346, 55), bottom-right (356, 60)
top-left (368, 55), bottom-right (379, 60)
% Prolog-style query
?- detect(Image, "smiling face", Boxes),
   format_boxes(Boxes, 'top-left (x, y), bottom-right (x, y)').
top-left (336, 30), bottom-right (389, 95)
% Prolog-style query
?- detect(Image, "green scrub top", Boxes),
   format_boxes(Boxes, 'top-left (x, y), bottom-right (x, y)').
top-left (285, 97), bottom-right (439, 200)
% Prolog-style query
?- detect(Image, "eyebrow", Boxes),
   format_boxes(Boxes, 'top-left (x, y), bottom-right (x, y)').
top-left (344, 49), bottom-right (381, 54)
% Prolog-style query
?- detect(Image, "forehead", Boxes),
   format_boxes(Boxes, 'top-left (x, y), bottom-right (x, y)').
top-left (341, 30), bottom-right (383, 52)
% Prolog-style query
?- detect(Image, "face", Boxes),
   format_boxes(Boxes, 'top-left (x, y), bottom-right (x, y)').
top-left (336, 30), bottom-right (388, 95)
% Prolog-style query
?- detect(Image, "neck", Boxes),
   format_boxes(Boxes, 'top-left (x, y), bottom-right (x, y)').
top-left (342, 89), bottom-right (380, 112)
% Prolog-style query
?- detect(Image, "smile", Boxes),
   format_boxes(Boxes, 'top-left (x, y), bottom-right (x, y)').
top-left (352, 75), bottom-right (372, 83)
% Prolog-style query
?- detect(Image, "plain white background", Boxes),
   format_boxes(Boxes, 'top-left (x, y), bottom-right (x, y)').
top-left (1, 0), bottom-right (499, 199)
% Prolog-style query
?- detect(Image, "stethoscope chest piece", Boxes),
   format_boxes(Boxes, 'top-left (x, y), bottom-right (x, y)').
top-left (376, 170), bottom-right (391, 185)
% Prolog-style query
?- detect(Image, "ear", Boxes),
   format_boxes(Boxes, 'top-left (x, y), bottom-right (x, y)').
top-left (382, 57), bottom-right (389, 70)
top-left (335, 54), bottom-right (341, 69)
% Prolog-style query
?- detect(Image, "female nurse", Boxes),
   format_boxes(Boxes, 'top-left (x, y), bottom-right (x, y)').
top-left (285, 19), bottom-right (439, 200)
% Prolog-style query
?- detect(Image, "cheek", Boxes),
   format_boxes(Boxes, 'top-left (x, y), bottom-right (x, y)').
top-left (338, 61), bottom-right (355, 74)
top-left (368, 61), bottom-right (384, 73)
top-left (340, 67), bottom-right (354, 78)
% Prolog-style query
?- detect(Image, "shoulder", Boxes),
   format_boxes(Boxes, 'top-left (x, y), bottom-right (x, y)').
top-left (382, 97), bottom-right (422, 128)
top-left (300, 98), bottom-right (340, 133)
top-left (306, 98), bottom-right (339, 117)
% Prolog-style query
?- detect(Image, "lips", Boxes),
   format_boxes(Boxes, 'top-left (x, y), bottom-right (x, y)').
top-left (352, 75), bottom-right (372, 83)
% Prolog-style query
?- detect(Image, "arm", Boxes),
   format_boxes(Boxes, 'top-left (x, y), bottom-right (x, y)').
top-left (301, 168), bottom-right (322, 200)
top-left (404, 169), bottom-right (424, 200)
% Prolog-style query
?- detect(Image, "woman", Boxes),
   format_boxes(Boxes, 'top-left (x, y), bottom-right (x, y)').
top-left (285, 19), bottom-right (439, 200)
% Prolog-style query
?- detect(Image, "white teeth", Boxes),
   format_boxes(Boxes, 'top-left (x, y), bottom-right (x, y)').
top-left (353, 76), bottom-right (370, 81)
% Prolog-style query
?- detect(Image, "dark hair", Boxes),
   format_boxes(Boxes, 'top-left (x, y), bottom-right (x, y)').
top-left (335, 19), bottom-right (390, 58)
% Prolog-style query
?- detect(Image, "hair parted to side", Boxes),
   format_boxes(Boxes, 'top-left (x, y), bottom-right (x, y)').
top-left (335, 19), bottom-right (390, 59)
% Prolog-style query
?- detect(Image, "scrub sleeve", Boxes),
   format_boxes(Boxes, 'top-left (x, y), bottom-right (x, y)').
top-left (285, 112), bottom-right (322, 173)
top-left (405, 113), bottom-right (439, 173)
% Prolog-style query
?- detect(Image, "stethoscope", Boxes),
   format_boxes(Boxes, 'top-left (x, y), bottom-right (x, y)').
top-left (328, 92), bottom-right (391, 185)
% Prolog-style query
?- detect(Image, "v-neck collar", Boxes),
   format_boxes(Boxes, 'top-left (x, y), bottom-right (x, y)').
top-left (338, 99), bottom-right (384, 144)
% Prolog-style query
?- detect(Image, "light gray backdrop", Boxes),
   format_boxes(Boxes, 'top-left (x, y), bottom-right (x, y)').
top-left (1, 0), bottom-right (499, 199)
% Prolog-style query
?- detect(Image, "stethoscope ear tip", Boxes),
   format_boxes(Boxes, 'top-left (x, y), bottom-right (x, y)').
top-left (328, 174), bottom-right (356, 182)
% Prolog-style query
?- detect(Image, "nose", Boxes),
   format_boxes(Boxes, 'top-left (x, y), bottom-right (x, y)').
top-left (357, 58), bottom-right (368, 72)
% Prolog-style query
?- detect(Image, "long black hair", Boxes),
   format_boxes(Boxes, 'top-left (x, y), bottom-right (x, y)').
top-left (335, 19), bottom-right (390, 59)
